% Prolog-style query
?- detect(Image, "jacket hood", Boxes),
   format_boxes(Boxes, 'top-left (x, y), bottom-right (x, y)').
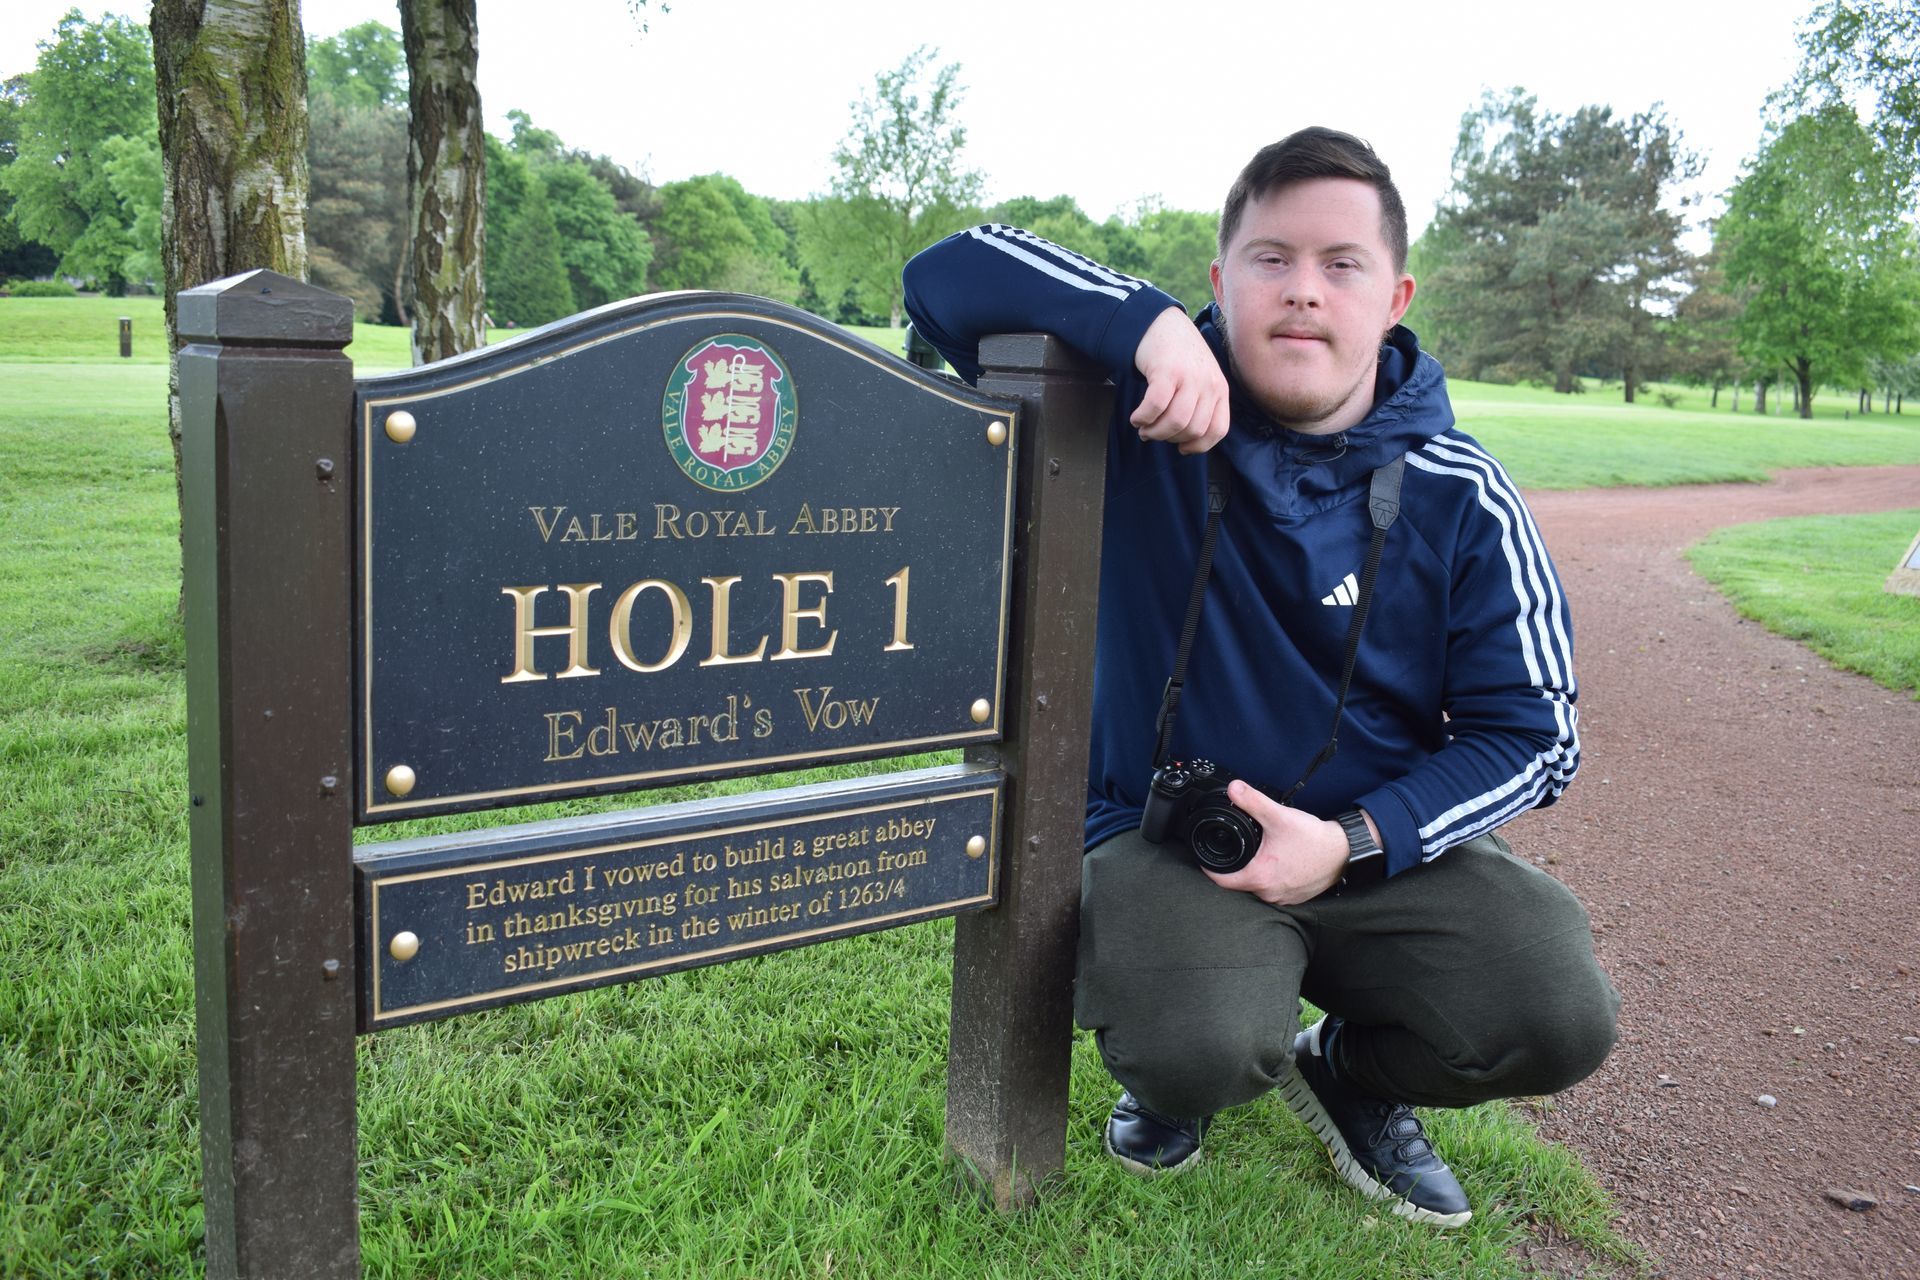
top-left (1194, 303), bottom-right (1455, 512)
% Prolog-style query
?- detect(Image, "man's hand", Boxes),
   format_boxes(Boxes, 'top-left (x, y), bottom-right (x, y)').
top-left (1204, 780), bottom-right (1352, 905)
top-left (1131, 305), bottom-right (1230, 454)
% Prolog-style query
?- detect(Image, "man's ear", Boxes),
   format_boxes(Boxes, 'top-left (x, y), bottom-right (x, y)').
top-left (1209, 258), bottom-right (1225, 308)
top-left (1387, 273), bottom-right (1415, 327)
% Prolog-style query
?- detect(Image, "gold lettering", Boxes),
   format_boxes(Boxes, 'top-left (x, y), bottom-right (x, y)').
top-left (589, 513), bottom-right (614, 542)
top-left (654, 504), bottom-right (683, 539)
top-left (772, 571), bottom-right (837, 660)
top-left (884, 566), bottom-right (914, 652)
top-left (787, 503), bottom-right (817, 535)
top-left (609, 579), bottom-right (692, 672)
top-left (587, 707), bottom-right (620, 755)
top-left (616, 512), bottom-right (638, 540)
top-left (700, 575), bottom-right (769, 666)
top-left (560, 516), bottom-right (588, 542)
top-left (529, 506), bottom-right (566, 542)
top-left (502, 584), bottom-right (602, 682)
top-left (544, 710), bottom-right (585, 760)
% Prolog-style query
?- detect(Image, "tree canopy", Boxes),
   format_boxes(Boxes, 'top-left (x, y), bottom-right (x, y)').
top-left (799, 47), bottom-right (983, 327)
top-left (1789, 0), bottom-right (1920, 193)
top-left (0, 11), bottom-right (157, 290)
top-left (1422, 90), bottom-right (1699, 397)
top-left (1716, 102), bottom-right (1920, 417)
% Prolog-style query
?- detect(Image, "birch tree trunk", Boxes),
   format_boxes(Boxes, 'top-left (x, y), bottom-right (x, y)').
top-left (401, 0), bottom-right (485, 365)
top-left (152, 0), bottom-right (311, 595)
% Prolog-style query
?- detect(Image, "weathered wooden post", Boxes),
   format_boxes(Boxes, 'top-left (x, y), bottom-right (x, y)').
top-left (119, 315), bottom-right (132, 357)
top-left (179, 271), bottom-right (360, 1278)
top-left (946, 334), bottom-right (1110, 1209)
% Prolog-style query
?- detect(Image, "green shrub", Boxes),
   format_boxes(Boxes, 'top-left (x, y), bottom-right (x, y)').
top-left (6, 279), bottom-right (78, 297)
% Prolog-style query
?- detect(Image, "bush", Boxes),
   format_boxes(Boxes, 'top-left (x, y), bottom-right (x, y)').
top-left (6, 279), bottom-right (79, 297)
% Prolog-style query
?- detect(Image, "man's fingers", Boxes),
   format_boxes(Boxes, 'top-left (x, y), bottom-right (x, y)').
top-left (1130, 380), bottom-right (1173, 431)
top-left (1178, 391), bottom-right (1233, 454)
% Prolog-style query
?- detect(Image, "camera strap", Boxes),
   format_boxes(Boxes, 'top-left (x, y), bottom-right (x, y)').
top-left (1150, 449), bottom-right (1408, 806)
top-left (1151, 449), bottom-right (1232, 768)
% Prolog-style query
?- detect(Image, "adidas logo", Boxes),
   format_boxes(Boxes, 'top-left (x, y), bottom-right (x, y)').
top-left (1320, 572), bottom-right (1359, 607)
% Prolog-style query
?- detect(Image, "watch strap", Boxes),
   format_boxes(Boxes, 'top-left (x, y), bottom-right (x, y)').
top-left (1335, 810), bottom-right (1386, 889)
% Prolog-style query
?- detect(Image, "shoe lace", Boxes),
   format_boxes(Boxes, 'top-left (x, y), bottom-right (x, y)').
top-left (1365, 1099), bottom-right (1434, 1163)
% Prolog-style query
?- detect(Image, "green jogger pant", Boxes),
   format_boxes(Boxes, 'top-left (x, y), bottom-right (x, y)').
top-left (1073, 828), bottom-right (1620, 1119)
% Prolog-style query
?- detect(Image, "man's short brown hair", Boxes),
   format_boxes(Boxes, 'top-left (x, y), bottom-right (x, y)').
top-left (1217, 127), bottom-right (1409, 273)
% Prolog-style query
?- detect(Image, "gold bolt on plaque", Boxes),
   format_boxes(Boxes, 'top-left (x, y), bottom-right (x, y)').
top-left (384, 764), bottom-right (417, 797)
top-left (970, 698), bottom-right (992, 724)
top-left (986, 420), bottom-right (1009, 446)
top-left (388, 931), bottom-right (420, 962)
top-left (384, 410), bottom-right (417, 443)
top-left (966, 835), bottom-right (987, 859)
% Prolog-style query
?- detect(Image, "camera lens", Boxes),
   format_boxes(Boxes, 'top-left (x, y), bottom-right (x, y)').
top-left (1189, 811), bottom-right (1259, 874)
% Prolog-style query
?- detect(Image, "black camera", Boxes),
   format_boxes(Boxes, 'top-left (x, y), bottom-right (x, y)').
top-left (1139, 758), bottom-right (1264, 874)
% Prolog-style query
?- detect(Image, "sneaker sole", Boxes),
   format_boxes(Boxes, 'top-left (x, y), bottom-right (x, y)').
top-left (1102, 1129), bottom-right (1203, 1178)
top-left (1279, 1067), bottom-right (1472, 1229)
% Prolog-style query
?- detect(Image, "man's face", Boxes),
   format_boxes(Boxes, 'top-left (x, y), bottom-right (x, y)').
top-left (1210, 178), bottom-right (1415, 436)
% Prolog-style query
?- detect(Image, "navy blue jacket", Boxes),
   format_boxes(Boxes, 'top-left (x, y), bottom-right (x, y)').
top-left (903, 225), bottom-right (1578, 876)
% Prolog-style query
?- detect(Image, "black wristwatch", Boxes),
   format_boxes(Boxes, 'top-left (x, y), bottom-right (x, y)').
top-left (1334, 810), bottom-right (1387, 891)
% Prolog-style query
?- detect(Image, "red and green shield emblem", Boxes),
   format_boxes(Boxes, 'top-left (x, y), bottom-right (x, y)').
top-left (662, 335), bottom-right (797, 492)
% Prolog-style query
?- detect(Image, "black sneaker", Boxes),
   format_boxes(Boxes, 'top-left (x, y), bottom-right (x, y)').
top-left (1103, 1091), bottom-right (1209, 1176)
top-left (1280, 1017), bottom-right (1473, 1227)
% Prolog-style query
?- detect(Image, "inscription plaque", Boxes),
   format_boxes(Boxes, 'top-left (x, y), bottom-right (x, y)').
top-left (357, 296), bottom-right (1019, 820)
top-left (355, 763), bottom-right (1002, 1028)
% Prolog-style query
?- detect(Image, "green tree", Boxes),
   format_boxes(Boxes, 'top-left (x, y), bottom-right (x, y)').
top-left (652, 173), bottom-right (796, 300)
top-left (1665, 252), bottom-right (1746, 408)
top-left (306, 19), bottom-right (407, 109)
top-left (538, 156), bottom-right (651, 308)
top-left (484, 135), bottom-right (571, 327)
top-left (0, 10), bottom-right (157, 290)
top-left (0, 73), bottom-right (60, 281)
top-left (1866, 351), bottom-right (1917, 413)
top-left (100, 131), bottom-right (161, 285)
top-left (1790, 0), bottom-right (1919, 193)
top-left (1425, 91), bottom-right (1699, 397)
top-left (308, 91), bottom-right (409, 322)
top-left (1717, 104), bottom-right (1920, 419)
top-left (800, 47), bottom-right (983, 327)
top-left (1130, 204), bottom-right (1216, 313)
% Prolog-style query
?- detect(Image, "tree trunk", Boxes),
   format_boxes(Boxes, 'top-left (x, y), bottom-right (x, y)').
top-left (1622, 361), bottom-right (1636, 404)
top-left (1756, 381), bottom-right (1768, 414)
top-left (1796, 361), bottom-right (1813, 420)
top-left (1554, 364), bottom-right (1575, 395)
top-left (1711, 383), bottom-right (1720, 409)
top-left (401, 0), bottom-right (485, 365)
top-left (152, 0), bottom-right (311, 600)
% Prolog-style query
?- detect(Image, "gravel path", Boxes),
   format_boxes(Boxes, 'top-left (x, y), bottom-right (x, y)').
top-left (1506, 466), bottom-right (1920, 1279)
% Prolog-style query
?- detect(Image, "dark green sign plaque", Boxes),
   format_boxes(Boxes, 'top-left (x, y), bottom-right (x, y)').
top-left (355, 764), bottom-right (1002, 1028)
top-left (355, 296), bottom-right (1019, 821)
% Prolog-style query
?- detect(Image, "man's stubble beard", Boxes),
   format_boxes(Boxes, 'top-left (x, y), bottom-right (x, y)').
top-left (1219, 316), bottom-right (1378, 438)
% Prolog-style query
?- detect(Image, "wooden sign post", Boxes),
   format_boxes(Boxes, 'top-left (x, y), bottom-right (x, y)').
top-left (181, 271), bottom-right (1109, 1275)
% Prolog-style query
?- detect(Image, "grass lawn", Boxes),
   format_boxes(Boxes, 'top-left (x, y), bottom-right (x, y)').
top-left (1688, 511), bottom-right (1920, 700)
top-left (0, 304), bottom-right (1659, 1276)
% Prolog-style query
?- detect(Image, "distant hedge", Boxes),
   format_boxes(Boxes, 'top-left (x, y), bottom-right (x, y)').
top-left (5, 280), bottom-right (79, 297)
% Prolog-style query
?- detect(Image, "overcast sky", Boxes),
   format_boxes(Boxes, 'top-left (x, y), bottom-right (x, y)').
top-left (4, 1), bottom-right (1819, 240)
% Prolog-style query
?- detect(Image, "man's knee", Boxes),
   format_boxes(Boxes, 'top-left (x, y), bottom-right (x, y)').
top-left (1466, 971), bottom-right (1620, 1099)
top-left (1091, 1000), bottom-right (1296, 1119)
